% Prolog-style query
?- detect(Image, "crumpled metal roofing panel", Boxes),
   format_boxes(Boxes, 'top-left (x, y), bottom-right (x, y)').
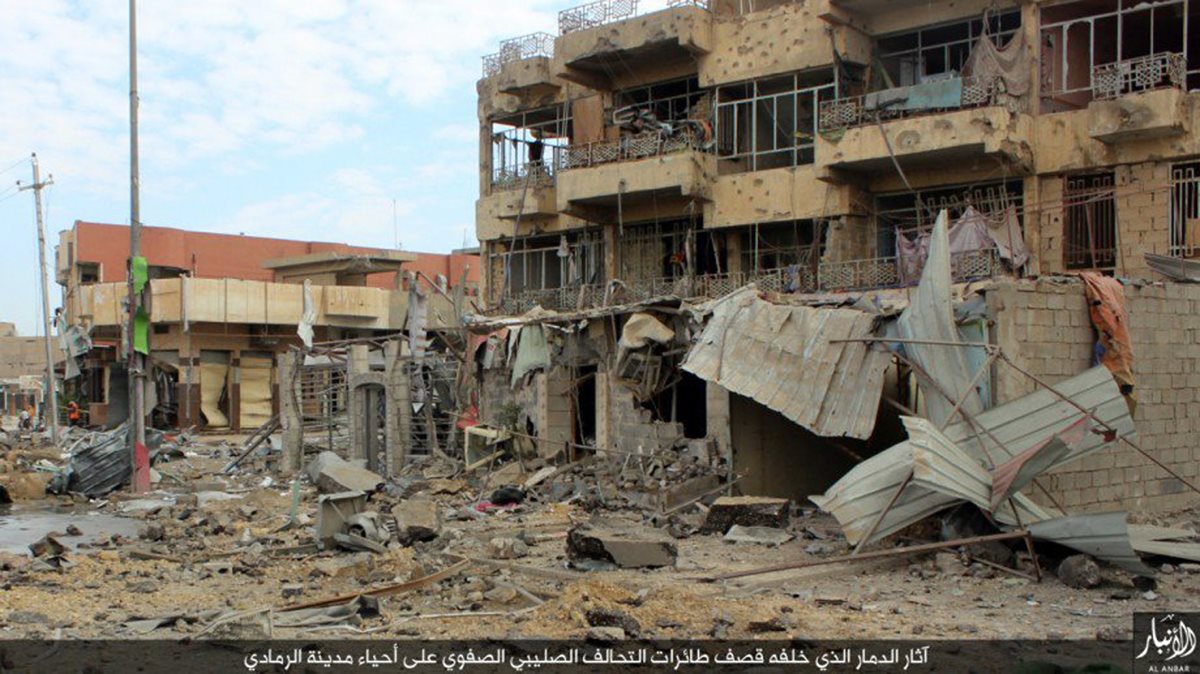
top-left (682, 287), bottom-right (890, 440)
top-left (1027, 511), bottom-right (1156, 575)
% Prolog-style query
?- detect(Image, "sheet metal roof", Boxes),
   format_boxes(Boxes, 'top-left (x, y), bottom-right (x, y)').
top-left (682, 287), bottom-right (891, 440)
top-left (813, 366), bottom-right (1131, 547)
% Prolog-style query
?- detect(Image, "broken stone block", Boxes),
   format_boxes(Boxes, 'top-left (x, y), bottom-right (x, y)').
top-left (723, 524), bottom-right (793, 546)
top-left (567, 523), bottom-right (677, 569)
top-left (281, 583), bottom-right (304, 599)
top-left (484, 586), bottom-right (519, 604)
top-left (392, 499), bottom-right (441, 545)
top-left (1057, 554), bottom-right (1102, 589)
top-left (488, 537), bottom-right (529, 560)
top-left (312, 554), bottom-right (373, 578)
top-left (586, 626), bottom-right (626, 642)
top-left (701, 496), bottom-right (790, 534)
top-left (306, 452), bottom-right (384, 494)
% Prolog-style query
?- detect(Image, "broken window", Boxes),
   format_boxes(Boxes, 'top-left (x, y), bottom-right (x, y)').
top-left (78, 262), bottom-right (100, 284)
top-left (613, 77), bottom-right (708, 129)
top-left (715, 70), bottom-right (837, 173)
top-left (1063, 172), bottom-right (1118, 270)
top-left (619, 218), bottom-right (725, 282)
top-left (877, 10), bottom-right (1021, 87)
top-left (740, 220), bottom-right (825, 273)
top-left (1170, 161), bottom-right (1200, 258)
top-left (1040, 0), bottom-right (1189, 110)
top-left (502, 232), bottom-right (604, 295)
top-left (491, 105), bottom-right (571, 190)
top-left (875, 180), bottom-right (1025, 257)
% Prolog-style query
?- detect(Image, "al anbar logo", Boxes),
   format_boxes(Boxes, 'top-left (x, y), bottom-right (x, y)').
top-left (1136, 613), bottom-right (1199, 673)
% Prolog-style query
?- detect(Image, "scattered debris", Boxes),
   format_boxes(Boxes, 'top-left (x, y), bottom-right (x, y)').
top-left (567, 522), bottom-right (678, 569)
top-left (702, 496), bottom-right (790, 534)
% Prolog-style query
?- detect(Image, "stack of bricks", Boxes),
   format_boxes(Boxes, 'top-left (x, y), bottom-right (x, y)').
top-left (988, 277), bottom-right (1200, 513)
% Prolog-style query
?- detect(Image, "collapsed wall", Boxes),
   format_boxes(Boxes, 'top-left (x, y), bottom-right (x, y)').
top-left (988, 278), bottom-right (1200, 513)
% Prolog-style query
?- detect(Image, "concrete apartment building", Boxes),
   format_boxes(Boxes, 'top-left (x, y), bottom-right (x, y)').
top-left (57, 221), bottom-right (478, 431)
top-left (472, 0), bottom-right (1200, 514)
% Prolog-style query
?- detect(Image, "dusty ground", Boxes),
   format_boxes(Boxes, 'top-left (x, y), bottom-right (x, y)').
top-left (0, 437), bottom-right (1196, 643)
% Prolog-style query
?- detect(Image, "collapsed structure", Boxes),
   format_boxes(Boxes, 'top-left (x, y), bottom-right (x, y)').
top-left (464, 0), bottom-right (1200, 523)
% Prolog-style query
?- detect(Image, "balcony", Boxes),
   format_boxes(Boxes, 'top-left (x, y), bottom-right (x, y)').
top-left (1087, 54), bottom-right (1189, 145)
top-left (481, 33), bottom-right (559, 96)
top-left (817, 78), bottom-right (1033, 174)
top-left (555, 128), bottom-right (715, 216)
top-left (554, 0), bottom-right (713, 90)
top-left (499, 249), bottom-right (1006, 312)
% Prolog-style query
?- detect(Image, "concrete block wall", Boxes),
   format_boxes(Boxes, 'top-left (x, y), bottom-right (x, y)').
top-left (1034, 162), bottom-right (1172, 278)
top-left (603, 370), bottom-right (684, 456)
top-left (988, 278), bottom-right (1200, 513)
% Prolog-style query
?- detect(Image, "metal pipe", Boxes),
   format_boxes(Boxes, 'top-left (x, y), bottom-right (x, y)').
top-left (700, 530), bottom-right (1031, 582)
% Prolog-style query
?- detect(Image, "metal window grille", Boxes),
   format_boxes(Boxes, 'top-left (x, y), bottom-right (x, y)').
top-left (1170, 162), bottom-right (1200, 258)
top-left (1064, 173), bottom-right (1117, 270)
top-left (298, 361), bottom-right (350, 457)
top-left (491, 105), bottom-right (571, 190)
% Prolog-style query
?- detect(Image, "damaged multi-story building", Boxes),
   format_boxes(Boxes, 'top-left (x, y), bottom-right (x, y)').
top-left (470, 0), bottom-right (1200, 517)
top-left (55, 221), bottom-right (478, 432)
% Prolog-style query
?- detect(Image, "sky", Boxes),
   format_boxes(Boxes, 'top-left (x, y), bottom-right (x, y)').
top-left (0, 0), bottom-right (665, 335)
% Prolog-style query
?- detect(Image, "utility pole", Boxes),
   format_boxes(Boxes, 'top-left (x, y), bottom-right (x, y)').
top-left (18, 154), bottom-right (58, 444)
top-left (127, 0), bottom-right (150, 492)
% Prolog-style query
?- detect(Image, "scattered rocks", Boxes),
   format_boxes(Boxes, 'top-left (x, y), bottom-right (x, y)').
top-left (746, 615), bottom-right (794, 633)
top-left (488, 537), bottom-right (529, 560)
top-left (1096, 624), bottom-right (1128, 641)
top-left (64, 524), bottom-right (82, 537)
top-left (1057, 555), bottom-right (1102, 589)
top-left (281, 584), bottom-right (304, 599)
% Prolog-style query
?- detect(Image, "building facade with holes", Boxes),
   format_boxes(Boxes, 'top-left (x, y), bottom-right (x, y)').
top-left (476, 0), bottom-right (1200, 311)
top-left (471, 0), bottom-right (1200, 512)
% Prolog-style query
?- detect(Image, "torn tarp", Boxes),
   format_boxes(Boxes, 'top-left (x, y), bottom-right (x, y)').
top-left (682, 286), bottom-right (891, 440)
top-left (1081, 272), bottom-right (1136, 413)
top-left (895, 211), bottom-right (985, 428)
top-left (298, 279), bottom-right (316, 349)
top-left (510, 325), bottom-right (552, 387)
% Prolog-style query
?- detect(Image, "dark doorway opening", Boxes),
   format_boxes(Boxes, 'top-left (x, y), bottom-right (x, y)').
top-left (573, 365), bottom-right (597, 445)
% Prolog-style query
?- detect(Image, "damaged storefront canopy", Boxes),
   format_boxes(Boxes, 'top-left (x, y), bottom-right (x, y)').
top-left (682, 286), bottom-right (892, 440)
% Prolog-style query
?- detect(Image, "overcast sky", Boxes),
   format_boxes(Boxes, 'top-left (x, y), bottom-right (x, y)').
top-left (0, 0), bottom-right (672, 335)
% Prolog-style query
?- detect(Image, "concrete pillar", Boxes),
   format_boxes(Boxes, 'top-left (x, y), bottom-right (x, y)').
top-left (724, 229), bottom-right (743, 274)
top-left (706, 382), bottom-right (732, 466)
top-left (384, 340), bottom-right (406, 476)
top-left (278, 351), bottom-right (303, 476)
top-left (347, 344), bottom-right (370, 463)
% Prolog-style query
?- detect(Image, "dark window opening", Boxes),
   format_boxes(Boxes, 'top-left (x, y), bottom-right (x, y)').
top-left (740, 220), bottom-right (825, 273)
top-left (641, 370), bottom-right (707, 440)
top-left (1064, 172), bottom-right (1117, 270)
top-left (619, 218), bottom-right (725, 281)
top-left (715, 70), bottom-right (837, 173)
top-left (877, 10), bottom-right (1021, 87)
top-left (573, 365), bottom-right (597, 445)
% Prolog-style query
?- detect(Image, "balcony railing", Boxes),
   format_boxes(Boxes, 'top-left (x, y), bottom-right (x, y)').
top-left (1092, 52), bottom-right (1186, 101)
top-left (818, 76), bottom-right (999, 133)
top-left (820, 248), bottom-right (1002, 291)
top-left (492, 151), bottom-right (564, 191)
top-left (501, 249), bottom-right (1004, 312)
top-left (667, 0), bottom-right (709, 7)
top-left (482, 32), bottom-right (555, 78)
top-left (559, 0), bottom-right (639, 35)
top-left (563, 127), bottom-right (705, 170)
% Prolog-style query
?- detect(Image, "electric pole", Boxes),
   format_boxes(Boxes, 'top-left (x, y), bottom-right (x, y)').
top-left (18, 154), bottom-right (58, 444)
top-left (127, 0), bottom-right (150, 492)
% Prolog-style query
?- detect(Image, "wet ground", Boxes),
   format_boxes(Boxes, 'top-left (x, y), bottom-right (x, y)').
top-left (0, 502), bottom-right (141, 554)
